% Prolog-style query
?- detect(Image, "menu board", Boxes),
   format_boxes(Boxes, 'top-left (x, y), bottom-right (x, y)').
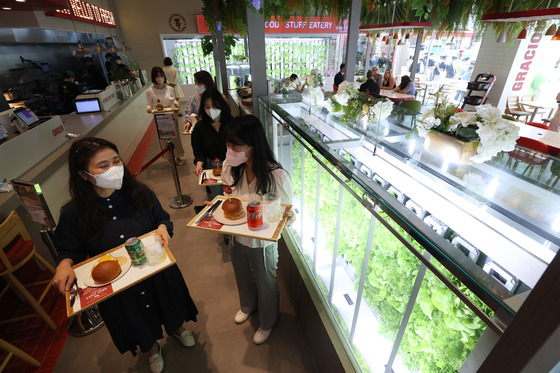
top-left (154, 113), bottom-right (177, 139)
top-left (11, 179), bottom-right (56, 227)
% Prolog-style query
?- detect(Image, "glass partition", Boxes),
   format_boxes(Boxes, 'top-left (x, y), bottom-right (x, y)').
top-left (259, 93), bottom-right (559, 372)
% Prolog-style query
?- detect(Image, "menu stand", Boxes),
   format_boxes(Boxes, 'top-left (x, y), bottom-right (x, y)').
top-left (11, 179), bottom-right (105, 336)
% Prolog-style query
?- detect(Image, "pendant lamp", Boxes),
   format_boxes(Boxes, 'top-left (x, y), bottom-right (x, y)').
top-left (552, 29), bottom-right (560, 41)
top-left (376, 32), bottom-right (380, 37)
top-left (120, 42), bottom-right (132, 51)
top-left (545, 24), bottom-right (557, 36)
top-left (405, 32), bottom-right (410, 39)
top-left (517, 28), bottom-right (527, 39)
top-left (74, 41), bottom-right (93, 56)
top-left (386, 38), bottom-right (391, 45)
top-left (496, 31), bottom-right (507, 43)
top-left (393, 32), bottom-right (399, 39)
top-left (397, 39), bottom-right (403, 45)
top-left (382, 35), bottom-right (387, 42)
top-left (94, 40), bottom-right (108, 53)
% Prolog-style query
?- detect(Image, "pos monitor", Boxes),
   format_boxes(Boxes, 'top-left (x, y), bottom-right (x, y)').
top-left (14, 107), bottom-right (40, 128)
top-left (74, 97), bottom-right (102, 114)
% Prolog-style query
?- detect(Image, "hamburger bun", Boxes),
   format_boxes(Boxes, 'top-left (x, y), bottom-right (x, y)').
top-left (222, 198), bottom-right (244, 220)
top-left (212, 167), bottom-right (222, 177)
top-left (92, 260), bottom-right (121, 284)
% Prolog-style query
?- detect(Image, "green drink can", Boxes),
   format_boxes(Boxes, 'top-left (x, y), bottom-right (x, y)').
top-left (125, 237), bottom-right (147, 266)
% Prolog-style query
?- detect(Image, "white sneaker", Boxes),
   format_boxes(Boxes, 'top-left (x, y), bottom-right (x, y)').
top-left (253, 327), bottom-right (272, 345)
top-left (148, 341), bottom-right (164, 373)
top-left (174, 329), bottom-right (195, 347)
top-left (234, 310), bottom-right (251, 324)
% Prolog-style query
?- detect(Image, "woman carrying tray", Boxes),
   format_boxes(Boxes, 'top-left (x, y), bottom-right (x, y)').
top-left (220, 115), bottom-right (294, 345)
top-left (52, 137), bottom-right (198, 373)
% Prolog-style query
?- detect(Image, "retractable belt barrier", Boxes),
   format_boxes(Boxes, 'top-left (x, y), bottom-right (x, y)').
top-left (131, 147), bottom-right (170, 178)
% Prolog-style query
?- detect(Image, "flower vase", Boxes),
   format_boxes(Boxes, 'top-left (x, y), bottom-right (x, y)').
top-left (424, 132), bottom-right (480, 164)
top-left (302, 87), bottom-right (324, 109)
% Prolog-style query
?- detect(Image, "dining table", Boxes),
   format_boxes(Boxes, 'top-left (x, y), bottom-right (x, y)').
top-left (519, 100), bottom-right (557, 123)
top-left (516, 122), bottom-right (560, 155)
top-left (379, 89), bottom-right (415, 102)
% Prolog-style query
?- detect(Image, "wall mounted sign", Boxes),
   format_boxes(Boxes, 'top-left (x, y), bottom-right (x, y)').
top-left (196, 15), bottom-right (348, 35)
top-left (45, 0), bottom-right (116, 28)
top-left (169, 13), bottom-right (187, 32)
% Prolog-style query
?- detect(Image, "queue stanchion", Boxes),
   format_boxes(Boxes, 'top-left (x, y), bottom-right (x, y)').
top-left (167, 139), bottom-right (192, 208)
top-left (153, 110), bottom-right (192, 209)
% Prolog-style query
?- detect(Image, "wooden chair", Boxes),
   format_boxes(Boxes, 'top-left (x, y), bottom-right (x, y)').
top-left (0, 338), bottom-right (40, 372)
top-left (505, 96), bottom-right (531, 122)
top-left (505, 137), bottom-right (550, 181)
top-left (542, 107), bottom-right (558, 124)
top-left (519, 94), bottom-right (545, 121)
top-left (0, 211), bottom-right (57, 330)
top-left (526, 122), bottom-right (550, 130)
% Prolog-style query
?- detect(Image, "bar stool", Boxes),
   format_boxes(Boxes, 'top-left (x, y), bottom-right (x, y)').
top-left (0, 338), bottom-right (40, 372)
top-left (0, 211), bottom-right (57, 330)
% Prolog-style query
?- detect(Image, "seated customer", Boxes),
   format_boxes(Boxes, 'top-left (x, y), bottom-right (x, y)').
top-left (334, 63), bottom-right (345, 88)
top-left (359, 70), bottom-right (381, 98)
top-left (371, 66), bottom-right (383, 86)
top-left (381, 70), bottom-right (396, 90)
top-left (394, 75), bottom-right (416, 96)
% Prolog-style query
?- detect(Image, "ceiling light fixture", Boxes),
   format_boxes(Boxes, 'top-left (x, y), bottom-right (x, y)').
top-left (496, 31), bottom-right (507, 43)
top-left (552, 29), bottom-right (560, 40)
top-left (517, 28), bottom-right (527, 39)
top-left (3, 7), bottom-right (11, 10)
top-left (545, 24), bottom-right (557, 36)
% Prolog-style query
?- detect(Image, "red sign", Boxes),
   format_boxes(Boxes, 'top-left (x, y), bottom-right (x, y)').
top-left (51, 125), bottom-right (64, 137)
top-left (196, 15), bottom-right (347, 35)
top-left (512, 34), bottom-right (542, 92)
top-left (45, 0), bottom-right (116, 28)
top-left (79, 284), bottom-right (114, 308)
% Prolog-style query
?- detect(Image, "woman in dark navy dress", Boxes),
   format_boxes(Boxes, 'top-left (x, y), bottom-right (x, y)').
top-left (52, 137), bottom-right (198, 373)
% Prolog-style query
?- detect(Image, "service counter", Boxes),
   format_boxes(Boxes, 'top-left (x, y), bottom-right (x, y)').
top-left (0, 84), bottom-right (153, 264)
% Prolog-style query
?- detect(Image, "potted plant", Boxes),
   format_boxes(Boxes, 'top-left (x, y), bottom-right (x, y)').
top-left (301, 69), bottom-right (325, 108)
top-left (415, 100), bottom-right (520, 163)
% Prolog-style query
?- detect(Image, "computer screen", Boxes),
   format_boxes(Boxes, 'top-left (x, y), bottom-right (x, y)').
top-left (41, 63), bottom-right (51, 73)
top-left (14, 107), bottom-right (39, 128)
top-left (74, 98), bottom-right (102, 114)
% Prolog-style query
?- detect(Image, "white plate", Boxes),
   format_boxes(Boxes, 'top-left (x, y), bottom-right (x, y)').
top-left (81, 247), bottom-right (133, 287)
top-left (213, 207), bottom-right (247, 225)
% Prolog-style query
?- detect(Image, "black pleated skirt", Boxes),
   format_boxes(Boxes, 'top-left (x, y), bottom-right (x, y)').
top-left (97, 264), bottom-right (198, 355)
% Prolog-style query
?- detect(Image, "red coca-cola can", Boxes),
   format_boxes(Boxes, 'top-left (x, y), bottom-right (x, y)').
top-left (247, 200), bottom-right (263, 231)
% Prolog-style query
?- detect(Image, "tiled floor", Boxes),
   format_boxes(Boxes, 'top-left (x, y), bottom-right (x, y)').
top-left (0, 260), bottom-right (68, 373)
top-left (48, 129), bottom-right (317, 372)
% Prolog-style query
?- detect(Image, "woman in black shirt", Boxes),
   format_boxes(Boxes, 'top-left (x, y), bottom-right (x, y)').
top-left (191, 88), bottom-right (232, 187)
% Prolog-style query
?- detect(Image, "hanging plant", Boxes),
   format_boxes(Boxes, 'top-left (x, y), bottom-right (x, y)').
top-left (200, 34), bottom-right (240, 59)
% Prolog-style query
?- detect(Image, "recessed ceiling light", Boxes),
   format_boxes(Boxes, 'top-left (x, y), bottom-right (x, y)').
top-left (15, 0), bottom-right (26, 3)
top-left (3, 7), bottom-right (12, 10)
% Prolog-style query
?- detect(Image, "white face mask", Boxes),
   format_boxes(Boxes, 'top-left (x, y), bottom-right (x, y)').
top-left (84, 165), bottom-right (124, 190)
top-left (206, 108), bottom-right (221, 120)
top-left (155, 77), bottom-right (164, 85)
top-left (226, 146), bottom-right (252, 167)
top-left (194, 84), bottom-right (206, 94)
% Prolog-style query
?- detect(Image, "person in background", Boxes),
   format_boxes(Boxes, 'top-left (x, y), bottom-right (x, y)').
top-left (435, 55), bottom-right (447, 81)
top-left (427, 53), bottom-right (437, 81)
top-left (220, 115), bottom-right (294, 345)
top-left (446, 56), bottom-right (457, 79)
top-left (359, 70), bottom-right (381, 98)
top-left (191, 87), bottom-right (232, 197)
top-left (52, 137), bottom-right (198, 373)
top-left (115, 56), bottom-right (130, 74)
top-left (283, 74), bottom-right (298, 84)
top-left (394, 75), bottom-right (416, 96)
top-left (162, 57), bottom-right (184, 116)
top-left (145, 66), bottom-right (185, 165)
top-left (334, 63), bottom-right (345, 88)
top-left (371, 66), bottom-right (383, 86)
top-left (183, 70), bottom-right (216, 133)
top-left (550, 91), bottom-right (560, 132)
top-left (381, 69), bottom-right (396, 90)
top-left (59, 71), bottom-right (82, 114)
top-left (80, 56), bottom-right (107, 90)
top-left (105, 53), bottom-right (115, 81)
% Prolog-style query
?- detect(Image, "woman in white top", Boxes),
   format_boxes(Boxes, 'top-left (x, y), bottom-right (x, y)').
top-left (146, 66), bottom-right (185, 164)
top-left (162, 57), bottom-right (184, 103)
top-left (183, 70), bottom-right (216, 133)
top-left (220, 115), bottom-right (294, 345)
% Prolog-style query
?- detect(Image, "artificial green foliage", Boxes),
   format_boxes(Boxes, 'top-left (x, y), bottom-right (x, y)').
top-left (171, 41), bottom-right (216, 84)
top-left (200, 35), bottom-right (240, 59)
top-left (265, 38), bottom-right (328, 80)
top-left (291, 137), bottom-right (493, 372)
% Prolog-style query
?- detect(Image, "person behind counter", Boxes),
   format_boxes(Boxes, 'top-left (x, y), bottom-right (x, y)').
top-left (183, 70), bottom-right (216, 133)
top-left (146, 66), bottom-right (185, 165)
top-left (115, 56), bottom-right (130, 74)
top-left (220, 115), bottom-right (294, 345)
top-left (381, 69), bottom-right (396, 90)
top-left (359, 70), bottom-right (381, 98)
top-left (52, 137), bottom-right (198, 373)
top-left (394, 75), bottom-right (416, 96)
top-left (59, 71), bottom-right (82, 114)
top-left (105, 53), bottom-right (115, 81)
top-left (162, 57), bottom-right (184, 111)
top-left (334, 63), bottom-right (345, 89)
top-left (191, 87), bottom-right (231, 197)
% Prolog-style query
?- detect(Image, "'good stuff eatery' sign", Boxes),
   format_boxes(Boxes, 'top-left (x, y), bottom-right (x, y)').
top-left (196, 15), bottom-right (348, 34)
top-left (46, 0), bottom-right (116, 28)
